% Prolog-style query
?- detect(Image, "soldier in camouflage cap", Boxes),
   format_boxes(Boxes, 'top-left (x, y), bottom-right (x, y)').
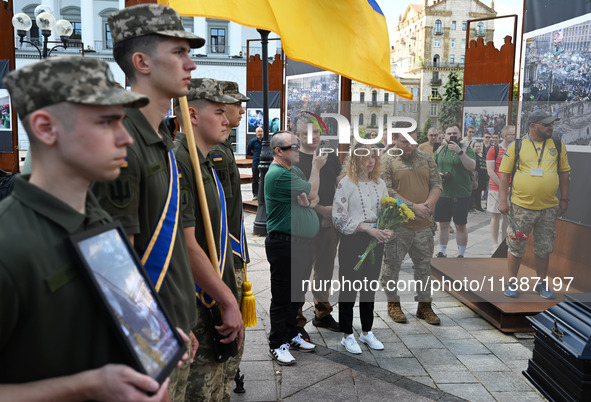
top-left (3, 56), bottom-right (148, 120)
top-left (109, 3), bottom-right (205, 48)
top-left (0, 57), bottom-right (175, 401)
top-left (219, 80), bottom-right (250, 102)
top-left (173, 78), bottom-right (244, 401)
top-left (177, 78), bottom-right (239, 105)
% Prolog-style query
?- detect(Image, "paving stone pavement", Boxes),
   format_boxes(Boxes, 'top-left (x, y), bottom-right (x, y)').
top-left (229, 180), bottom-right (546, 401)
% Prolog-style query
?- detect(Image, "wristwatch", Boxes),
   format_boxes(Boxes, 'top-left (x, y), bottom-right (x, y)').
top-left (458, 149), bottom-right (464, 155)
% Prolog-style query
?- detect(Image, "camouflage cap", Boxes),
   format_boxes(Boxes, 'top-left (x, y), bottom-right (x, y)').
top-left (174, 78), bottom-right (239, 106)
top-left (109, 4), bottom-right (205, 48)
top-left (219, 80), bottom-right (250, 102)
top-left (2, 57), bottom-right (149, 119)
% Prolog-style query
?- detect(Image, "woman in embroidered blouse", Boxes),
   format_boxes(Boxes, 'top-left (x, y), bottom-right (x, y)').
top-left (332, 144), bottom-right (393, 354)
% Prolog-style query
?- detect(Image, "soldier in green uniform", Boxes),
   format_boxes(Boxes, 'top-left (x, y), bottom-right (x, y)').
top-left (0, 57), bottom-right (179, 400)
top-left (381, 129), bottom-right (443, 325)
top-left (90, 5), bottom-right (219, 401)
top-left (208, 80), bottom-right (250, 397)
top-left (173, 78), bottom-right (242, 402)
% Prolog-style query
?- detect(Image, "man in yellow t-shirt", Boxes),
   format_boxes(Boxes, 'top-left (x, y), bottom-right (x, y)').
top-left (498, 110), bottom-right (570, 299)
top-left (418, 127), bottom-right (440, 156)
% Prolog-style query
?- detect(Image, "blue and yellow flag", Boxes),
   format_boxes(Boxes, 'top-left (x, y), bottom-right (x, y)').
top-left (159, 0), bottom-right (412, 99)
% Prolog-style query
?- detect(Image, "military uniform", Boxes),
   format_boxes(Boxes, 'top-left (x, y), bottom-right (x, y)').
top-left (381, 150), bottom-right (442, 302)
top-left (174, 79), bottom-right (240, 402)
top-left (0, 178), bottom-right (127, 382)
top-left (1, 56), bottom-right (149, 392)
top-left (94, 4), bottom-right (206, 400)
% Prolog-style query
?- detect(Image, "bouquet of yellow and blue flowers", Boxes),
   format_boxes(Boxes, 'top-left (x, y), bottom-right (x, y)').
top-left (354, 196), bottom-right (415, 271)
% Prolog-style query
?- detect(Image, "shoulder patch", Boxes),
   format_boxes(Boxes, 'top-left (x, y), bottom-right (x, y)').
top-left (549, 147), bottom-right (558, 157)
top-left (107, 177), bottom-right (133, 208)
top-left (212, 155), bottom-right (223, 162)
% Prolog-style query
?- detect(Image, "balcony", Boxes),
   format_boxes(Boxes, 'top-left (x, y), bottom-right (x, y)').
top-left (430, 78), bottom-right (442, 86)
top-left (421, 61), bottom-right (464, 69)
top-left (429, 96), bottom-right (442, 101)
top-left (433, 29), bottom-right (443, 35)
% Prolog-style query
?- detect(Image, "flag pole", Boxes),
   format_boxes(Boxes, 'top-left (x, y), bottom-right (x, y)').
top-left (178, 96), bottom-right (219, 270)
top-left (253, 29), bottom-right (271, 236)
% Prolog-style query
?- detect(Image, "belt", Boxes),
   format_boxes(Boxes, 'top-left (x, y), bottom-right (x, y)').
top-left (268, 232), bottom-right (315, 243)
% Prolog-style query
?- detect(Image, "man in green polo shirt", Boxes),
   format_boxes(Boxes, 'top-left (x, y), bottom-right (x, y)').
top-left (0, 57), bottom-right (178, 400)
top-left (173, 78), bottom-right (243, 401)
top-left (265, 131), bottom-right (325, 365)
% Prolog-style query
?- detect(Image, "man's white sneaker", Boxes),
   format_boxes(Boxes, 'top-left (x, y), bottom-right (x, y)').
top-left (290, 333), bottom-right (316, 352)
top-left (359, 331), bottom-right (384, 350)
top-left (341, 334), bottom-right (362, 354)
top-left (268, 344), bottom-right (296, 365)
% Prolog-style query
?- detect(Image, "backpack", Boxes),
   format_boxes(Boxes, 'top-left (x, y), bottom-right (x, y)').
top-left (510, 137), bottom-right (562, 182)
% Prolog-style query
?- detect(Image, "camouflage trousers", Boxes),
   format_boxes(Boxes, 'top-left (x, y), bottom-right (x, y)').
top-left (185, 266), bottom-right (245, 402)
top-left (168, 340), bottom-right (191, 402)
top-left (381, 225), bottom-right (435, 302)
top-left (222, 267), bottom-right (245, 399)
top-left (507, 204), bottom-right (559, 258)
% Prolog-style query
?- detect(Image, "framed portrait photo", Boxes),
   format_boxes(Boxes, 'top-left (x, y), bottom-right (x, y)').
top-left (68, 222), bottom-right (185, 384)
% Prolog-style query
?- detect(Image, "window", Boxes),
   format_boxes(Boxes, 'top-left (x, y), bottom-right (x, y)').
top-left (372, 90), bottom-right (378, 104)
top-left (451, 39), bottom-right (456, 48)
top-left (359, 114), bottom-right (364, 125)
top-left (383, 114), bottom-right (388, 124)
top-left (384, 93), bottom-right (389, 104)
top-left (460, 55), bottom-right (465, 64)
top-left (452, 21), bottom-right (457, 30)
top-left (412, 87), bottom-right (419, 97)
top-left (61, 6), bottom-right (81, 40)
top-left (360, 92), bottom-right (365, 103)
top-left (461, 39), bottom-right (466, 49)
top-left (398, 104), bottom-right (404, 112)
top-left (430, 104), bottom-right (438, 116)
top-left (432, 71), bottom-right (439, 80)
top-left (100, 8), bottom-right (118, 50)
top-left (433, 55), bottom-right (440, 66)
top-left (434, 39), bottom-right (441, 48)
top-left (370, 114), bottom-right (377, 127)
top-left (210, 28), bottom-right (226, 53)
top-left (450, 55), bottom-right (455, 63)
top-left (476, 22), bottom-right (485, 37)
top-left (462, 21), bottom-right (467, 31)
top-left (434, 20), bottom-right (442, 34)
top-left (431, 88), bottom-right (440, 98)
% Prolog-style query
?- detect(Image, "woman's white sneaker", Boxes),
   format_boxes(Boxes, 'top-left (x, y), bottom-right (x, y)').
top-left (341, 334), bottom-right (362, 354)
top-left (290, 333), bottom-right (316, 352)
top-left (359, 331), bottom-right (384, 350)
top-left (268, 343), bottom-right (296, 365)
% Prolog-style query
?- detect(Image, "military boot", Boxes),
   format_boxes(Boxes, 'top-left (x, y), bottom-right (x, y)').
top-left (416, 302), bottom-right (440, 325)
top-left (387, 302), bottom-right (407, 323)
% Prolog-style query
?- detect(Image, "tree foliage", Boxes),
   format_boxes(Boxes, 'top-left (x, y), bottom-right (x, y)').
top-left (438, 72), bottom-right (463, 129)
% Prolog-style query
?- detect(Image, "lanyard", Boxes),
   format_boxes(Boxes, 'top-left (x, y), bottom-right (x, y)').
top-left (527, 136), bottom-right (546, 168)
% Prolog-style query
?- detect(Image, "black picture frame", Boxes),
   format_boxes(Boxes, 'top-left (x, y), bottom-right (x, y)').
top-left (68, 221), bottom-right (185, 384)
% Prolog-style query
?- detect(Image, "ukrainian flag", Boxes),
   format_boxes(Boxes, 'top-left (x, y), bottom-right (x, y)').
top-left (159, 0), bottom-right (412, 99)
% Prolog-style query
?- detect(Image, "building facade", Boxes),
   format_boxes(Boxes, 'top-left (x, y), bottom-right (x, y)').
top-left (12, 0), bottom-right (279, 153)
top-left (391, 0), bottom-right (496, 129)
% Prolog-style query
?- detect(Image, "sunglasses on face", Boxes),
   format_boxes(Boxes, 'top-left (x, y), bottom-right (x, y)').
top-left (276, 144), bottom-right (300, 151)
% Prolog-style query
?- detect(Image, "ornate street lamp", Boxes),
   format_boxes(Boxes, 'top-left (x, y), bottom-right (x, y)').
top-left (12, 5), bottom-right (73, 59)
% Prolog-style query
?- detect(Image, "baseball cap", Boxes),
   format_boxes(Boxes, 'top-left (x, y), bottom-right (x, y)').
top-left (219, 81), bottom-right (250, 102)
top-left (175, 78), bottom-right (239, 107)
top-left (527, 110), bottom-right (560, 125)
top-left (108, 4), bottom-right (205, 48)
top-left (3, 57), bottom-right (149, 119)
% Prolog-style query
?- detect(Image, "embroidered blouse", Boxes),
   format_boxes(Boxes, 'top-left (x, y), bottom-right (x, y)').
top-left (332, 176), bottom-right (388, 235)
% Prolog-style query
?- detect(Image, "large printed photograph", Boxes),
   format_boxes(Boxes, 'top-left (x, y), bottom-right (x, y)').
top-left (521, 13), bottom-right (591, 152)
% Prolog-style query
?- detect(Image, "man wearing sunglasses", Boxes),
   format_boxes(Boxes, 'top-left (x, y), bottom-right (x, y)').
top-left (418, 127), bottom-right (441, 156)
top-left (264, 131), bottom-right (326, 365)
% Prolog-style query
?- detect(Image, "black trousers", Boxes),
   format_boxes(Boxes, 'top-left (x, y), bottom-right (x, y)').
top-left (338, 232), bottom-right (384, 334)
top-left (266, 235), bottom-right (314, 349)
top-left (252, 164), bottom-right (260, 196)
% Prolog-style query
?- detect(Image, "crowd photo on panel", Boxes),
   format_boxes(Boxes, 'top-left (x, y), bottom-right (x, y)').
top-left (1, 2), bottom-right (576, 401)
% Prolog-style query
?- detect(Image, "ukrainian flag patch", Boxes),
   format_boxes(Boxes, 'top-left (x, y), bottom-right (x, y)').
top-left (212, 155), bottom-right (223, 162)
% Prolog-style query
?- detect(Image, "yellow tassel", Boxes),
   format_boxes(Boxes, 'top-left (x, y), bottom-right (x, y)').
top-left (241, 263), bottom-right (257, 327)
